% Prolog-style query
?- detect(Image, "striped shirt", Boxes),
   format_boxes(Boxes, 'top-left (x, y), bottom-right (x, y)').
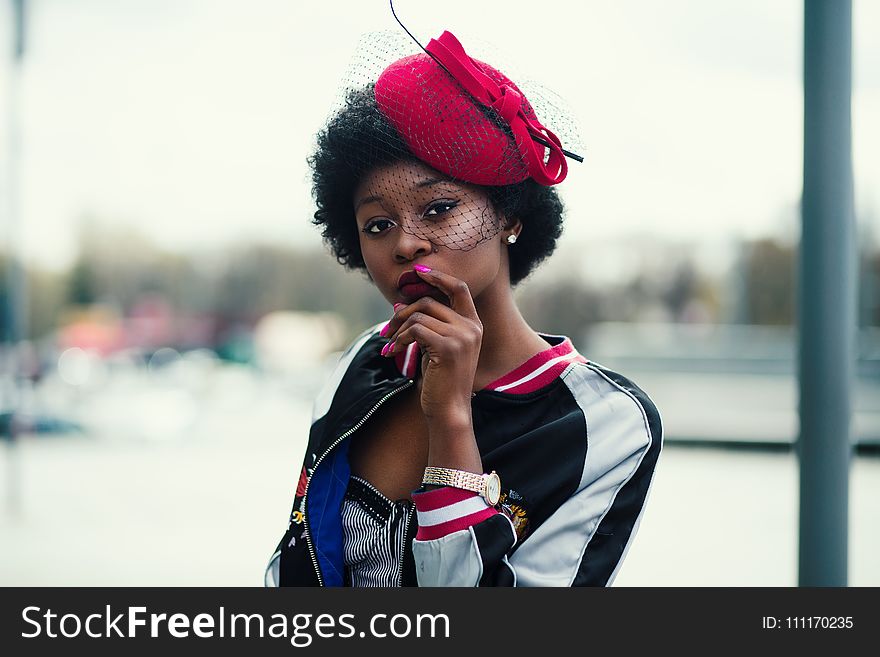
top-left (341, 475), bottom-right (412, 587)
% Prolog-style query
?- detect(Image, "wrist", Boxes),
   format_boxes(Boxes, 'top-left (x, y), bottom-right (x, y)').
top-left (425, 407), bottom-right (473, 436)
top-left (425, 411), bottom-right (481, 474)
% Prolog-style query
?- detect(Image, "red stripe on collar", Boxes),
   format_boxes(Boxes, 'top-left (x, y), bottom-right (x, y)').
top-left (483, 336), bottom-right (586, 394)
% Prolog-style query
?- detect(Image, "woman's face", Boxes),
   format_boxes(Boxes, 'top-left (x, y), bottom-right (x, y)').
top-left (353, 159), bottom-right (514, 307)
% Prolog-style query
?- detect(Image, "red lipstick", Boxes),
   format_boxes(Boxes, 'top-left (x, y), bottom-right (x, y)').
top-left (397, 270), bottom-right (422, 289)
top-left (396, 269), bottom-right (447, 304)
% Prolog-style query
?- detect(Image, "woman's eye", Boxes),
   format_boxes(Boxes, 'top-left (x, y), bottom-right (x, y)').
top-left (424, 201), bottom-right (458, 217)
top-left (362, 219), bottom-right (395, 235)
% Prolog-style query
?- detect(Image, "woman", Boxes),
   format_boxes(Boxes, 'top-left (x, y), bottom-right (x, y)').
top-left (266, 30), bottom-right (662, 587)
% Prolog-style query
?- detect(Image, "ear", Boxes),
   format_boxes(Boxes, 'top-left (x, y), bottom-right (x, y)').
top-left (503, 216), bottom-right (523, 238)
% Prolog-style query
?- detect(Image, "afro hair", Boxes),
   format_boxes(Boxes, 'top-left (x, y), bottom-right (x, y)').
top-left (308, 85), bottom-right (565, 286)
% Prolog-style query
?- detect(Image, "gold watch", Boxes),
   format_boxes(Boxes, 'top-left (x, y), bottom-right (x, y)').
top-left (422, 467), bottom-right (502, 506)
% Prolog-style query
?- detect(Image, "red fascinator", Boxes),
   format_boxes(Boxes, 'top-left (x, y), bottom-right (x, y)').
top-left (374, 31), bottom-right (571, 187)
top-left (319, 13), bottom-right (582, 253)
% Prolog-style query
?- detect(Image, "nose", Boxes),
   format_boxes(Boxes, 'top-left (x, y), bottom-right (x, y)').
top-left (392, 225), bottom-right (435, 263)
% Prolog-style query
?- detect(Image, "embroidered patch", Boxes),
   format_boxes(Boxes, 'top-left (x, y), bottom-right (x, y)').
top-left (292, 453), bottom-right (318, 518)
top-left (499, 488), bottom-right (530, 540)
top-left (295, 466), bottom-right (309, 497)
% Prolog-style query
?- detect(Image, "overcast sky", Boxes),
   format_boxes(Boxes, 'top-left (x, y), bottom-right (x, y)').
top-left (1, 0), bottom-right (878, 271)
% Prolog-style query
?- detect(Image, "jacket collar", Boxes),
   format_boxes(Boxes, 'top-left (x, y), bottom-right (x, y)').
top-left (382, 328), bottom-right (584, 395)
top-left (483, 334), bottom-right (585, 394)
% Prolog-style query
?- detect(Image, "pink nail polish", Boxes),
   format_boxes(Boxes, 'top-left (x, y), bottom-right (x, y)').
top-left (413, 264), bottom-right (431, 273)
top-left (379, 323), bottom-right (390, 337)
top-left (393, 303), bottom-right (404, 312)
top-left (381, 342), bottom-right (391, 356)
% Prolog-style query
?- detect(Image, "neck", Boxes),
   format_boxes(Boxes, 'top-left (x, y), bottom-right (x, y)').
top-left (471, 269), bottom-right (548, 391)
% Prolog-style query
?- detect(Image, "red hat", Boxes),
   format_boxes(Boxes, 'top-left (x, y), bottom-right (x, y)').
top-left (374, 31), bottom-right (569, 187)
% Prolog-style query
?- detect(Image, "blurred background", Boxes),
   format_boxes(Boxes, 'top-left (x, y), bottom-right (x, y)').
top-left (0, 0), bottom-right (877, 586)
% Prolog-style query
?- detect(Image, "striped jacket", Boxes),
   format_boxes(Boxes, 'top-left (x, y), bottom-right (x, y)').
top-left (265, 323), bottom-right (663, 587)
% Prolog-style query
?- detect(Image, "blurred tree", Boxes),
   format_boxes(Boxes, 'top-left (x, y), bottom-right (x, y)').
top-left (1, 252), bottom-right (66, 341)
top-left (864, 248), bottom-right (879, 328)
top-left (210, 244), bottom-right (385, 344)
top-left (0, 254), bottom-right (8, 342)
top-left (663, 261), bottom-right (699, 319)
top-left (59, 219), bottom-right (392, 348)
top-left (741, 238), bottom-right (795, 325)
top-left (517, 278), bottom-right (603, 343)
top-left (30, 217), bottom-right (875, 351)
top-left (67, 260), bottom-right (98, 305)
top-left (28, 266), bottom-right (66, 342)
top-left (858, 219), bottom-right (879, 328)
top-left (69, 217), bottom-right (164, 314)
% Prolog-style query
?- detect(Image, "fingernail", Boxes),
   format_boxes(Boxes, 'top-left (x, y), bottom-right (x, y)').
top-left (393, 303), bottom-right (404, 312)
top-left (413, 264), bottom-right (431, 273)
top-left (379, 322), bottom-right (390, 337)
top-left (381, 341), bottom-right (394, 356)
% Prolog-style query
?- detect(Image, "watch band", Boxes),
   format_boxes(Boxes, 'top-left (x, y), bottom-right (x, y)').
top-left (422, 467), bottom-right (502, 506)
top-left (422, 467), bottom-right (485, 492)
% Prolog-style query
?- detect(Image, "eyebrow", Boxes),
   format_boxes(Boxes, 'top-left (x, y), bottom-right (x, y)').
top-left (415, 177), bottom-right (459, 189)
top-left (354, 178), bottom-right (464, 214)
top-left (354, 195), bottom-right (384, 214)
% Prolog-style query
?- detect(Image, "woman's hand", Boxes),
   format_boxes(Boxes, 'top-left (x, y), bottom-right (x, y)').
top-left (382, 267), bottom-right (483, 425)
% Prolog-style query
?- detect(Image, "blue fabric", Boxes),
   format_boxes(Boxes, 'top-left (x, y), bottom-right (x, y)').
top-left (306, 442), bottom-right (351, 586)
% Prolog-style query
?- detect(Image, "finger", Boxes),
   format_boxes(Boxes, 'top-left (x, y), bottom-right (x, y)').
top-left (379, 302), bottom-right (407, 338)
top-left (383, 297), bottom-right (460, 339)
top-left (384, 297), bottom-right (460, 339)
top-left (412, 266), bottom-right (479, 321)
top-left (386, 322), bottom-right (446, 357)
top-left (388, 310), bottom-right (454, 346)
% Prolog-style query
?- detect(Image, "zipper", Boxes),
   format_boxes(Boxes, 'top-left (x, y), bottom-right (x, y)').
top-left (302, 379), bottom-right (415, 586)
top-left (398, 504), bottom-right (416, 586)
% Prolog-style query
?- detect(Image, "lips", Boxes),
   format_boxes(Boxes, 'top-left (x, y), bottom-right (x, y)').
top-left (400, 282), bottom-right (441, 301)
top-left (397, 271), bottom-right (423, 289)
top-left (396, 269), bottom-right (448, 304)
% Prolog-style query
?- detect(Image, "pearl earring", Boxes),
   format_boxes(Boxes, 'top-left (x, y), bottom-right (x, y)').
top-left (506, 234), bottom-right (518, 244)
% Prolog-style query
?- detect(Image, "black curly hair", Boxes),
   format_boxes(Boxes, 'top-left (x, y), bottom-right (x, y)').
top-left (308, 85), bottom-right (565, 286)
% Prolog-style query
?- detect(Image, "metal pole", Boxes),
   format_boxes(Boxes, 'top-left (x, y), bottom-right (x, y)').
top-left (3, 0), bottom-right (26, 518)
top-left (798, 0), bottom-right (854, 587)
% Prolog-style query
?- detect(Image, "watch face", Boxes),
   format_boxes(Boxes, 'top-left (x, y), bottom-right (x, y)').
top-left (485, 472), bottom-right (501, 506)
